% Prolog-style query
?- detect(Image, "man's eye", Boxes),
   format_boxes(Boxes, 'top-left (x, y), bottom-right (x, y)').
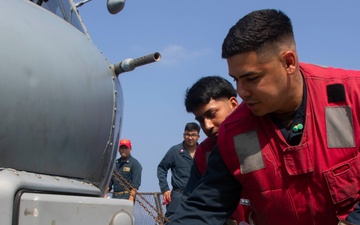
top-left (247, 76), bottom-right (259, 81)
top-left (210, 111), bottom-right (216, 118)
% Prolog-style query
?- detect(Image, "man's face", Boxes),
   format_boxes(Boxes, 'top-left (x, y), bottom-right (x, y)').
top-left (183, 130), bottom-right (200, 147)
top-left (119, 145), bottom-right (131, 158)
top-left (193, 97), bottom-right (238, 138)
top-left (227, 51), bottom-right (291, 116)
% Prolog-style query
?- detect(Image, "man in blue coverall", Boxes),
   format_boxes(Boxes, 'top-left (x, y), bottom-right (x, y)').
top-left (108, 139), bottom-right (142, 203)
top-left (157, 122), bottom-right (200, 221)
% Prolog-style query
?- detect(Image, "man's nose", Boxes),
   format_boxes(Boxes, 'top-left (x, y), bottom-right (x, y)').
top-left (204, 119), bottom-right (214, 131)
top-left (237, 82), bottom-right (251, 99)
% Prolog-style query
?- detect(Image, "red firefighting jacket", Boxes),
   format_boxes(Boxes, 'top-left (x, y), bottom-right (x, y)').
top-left (195, 137), bottom-right (217, 175)
top-left (195, 137), bottom-right (251, 223)
top-left (218, 63), bottom-right (360, 225)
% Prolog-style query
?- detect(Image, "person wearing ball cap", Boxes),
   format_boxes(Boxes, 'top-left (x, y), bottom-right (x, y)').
top-left (108, 138), bottom-right (142, 203)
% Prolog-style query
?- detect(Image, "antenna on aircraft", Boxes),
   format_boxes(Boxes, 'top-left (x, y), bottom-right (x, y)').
top-left (107, 0), bottom-right (126, 14)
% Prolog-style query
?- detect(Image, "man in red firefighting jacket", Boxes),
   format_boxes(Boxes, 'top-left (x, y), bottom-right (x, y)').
top-left (182, 75), bottom-right (250, 225)
top-left (169, 9), bottom-right (360, 225)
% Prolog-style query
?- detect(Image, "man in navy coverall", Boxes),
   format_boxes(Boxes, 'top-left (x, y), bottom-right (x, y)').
top-left (157, 122), bottom-right (200, 220)
top-left (108, 139), bottom-right (142, 203)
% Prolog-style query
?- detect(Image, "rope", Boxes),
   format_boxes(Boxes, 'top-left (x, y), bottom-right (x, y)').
top-left (112, 170), bottom-right (170, 225)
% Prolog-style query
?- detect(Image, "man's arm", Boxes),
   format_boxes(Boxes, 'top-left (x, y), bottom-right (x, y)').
top-left (157, 151), bottom-right (173, 193)
top-left (128, 188), bottom-right (137, 203)
top-left (157, 150), bottom-right (174, 204)
top-left (131, 160), bottom-right (142, 189)
top-left (170, 146), bottom-right (242, 225)
top-left (346, 203), bottom-right (360, 224)
top-left (129, 160), bottom-right (142, 202)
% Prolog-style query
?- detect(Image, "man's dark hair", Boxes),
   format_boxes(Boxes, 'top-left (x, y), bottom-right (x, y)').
top-left (184, 76), bottom-right (237, 113)
top-left (222, 9), bottom-right (294, 58)
top-left (184, 122), bottom-right (200, 133)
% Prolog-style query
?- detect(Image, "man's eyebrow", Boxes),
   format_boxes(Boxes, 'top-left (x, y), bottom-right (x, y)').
top-left (195, 108), bottom-right (214, 121)
top-left (229, 71), bottom-right (258, 79)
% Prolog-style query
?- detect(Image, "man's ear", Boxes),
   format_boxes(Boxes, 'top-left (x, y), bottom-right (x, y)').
top-left (229, 96), bottom-right (239, 109)
top-left (283, 50), bottom-right (296, 75)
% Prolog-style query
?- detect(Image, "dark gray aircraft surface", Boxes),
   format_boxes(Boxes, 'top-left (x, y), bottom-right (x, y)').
top-left (0, 0), bottom-right (160, 224)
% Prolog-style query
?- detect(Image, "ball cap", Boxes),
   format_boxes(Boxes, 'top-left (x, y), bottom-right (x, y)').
top-left (119, 139), bottom-right (132, 148)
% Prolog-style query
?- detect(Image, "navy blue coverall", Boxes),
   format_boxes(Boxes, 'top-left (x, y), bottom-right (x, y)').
top-left (109, 155), bottom-right (142, 200)
top-left (157, 141), bottom-right (195, 219)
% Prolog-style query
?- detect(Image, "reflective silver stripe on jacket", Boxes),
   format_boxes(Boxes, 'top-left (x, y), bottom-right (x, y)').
top-left (234, 130), bottom-right (264, 174)
top-left (326, 106), bottom-right (355, 148)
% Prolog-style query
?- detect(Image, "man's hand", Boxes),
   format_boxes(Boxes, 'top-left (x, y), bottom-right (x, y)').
top-left (128, 188), bottom-right (137, 203)
top-left (162, 190), bottom-right (171, 205)
top-left (128, 195), bottom-right (134, 203)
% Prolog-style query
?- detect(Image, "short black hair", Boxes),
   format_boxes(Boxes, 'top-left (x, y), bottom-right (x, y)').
top-left (184, 122), bottom-right (200, 133)
top-left (184, 76), bottom-right (237, 113)
top-left (222, 9), bottom-right (294, 58)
